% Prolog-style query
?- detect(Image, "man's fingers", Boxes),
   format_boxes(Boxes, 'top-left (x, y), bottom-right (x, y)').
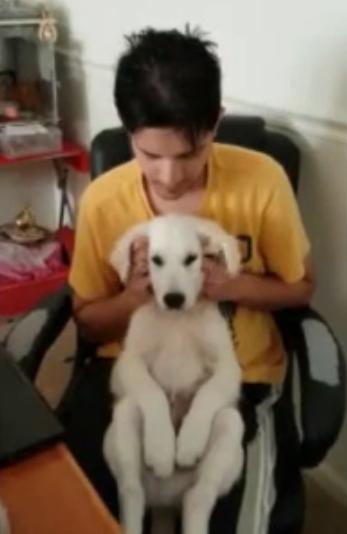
top-left (131, 262), bottom-right (148, 277)
top-left (131, 241), bottom-right (149, 269)
top-left (130, 243), bottom-right (149, 282)
top-left (202, 260), bottom-right (213, 274)
top-left (132, 237), bottom-right (149, 253)
top-left (134, 252), bottom-right (148, 266)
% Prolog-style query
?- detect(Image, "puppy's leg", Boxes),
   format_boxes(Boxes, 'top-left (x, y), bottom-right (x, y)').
top-left (103, 397), bottom-right (144, 534)
top-left (182, 407), bottom-right (244, 534)
top-left (113, 351), bottom-right (175, 479)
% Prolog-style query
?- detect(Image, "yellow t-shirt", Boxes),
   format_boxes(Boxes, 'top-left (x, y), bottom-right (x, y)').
top-left (69, 143), bottom-right (310, 384)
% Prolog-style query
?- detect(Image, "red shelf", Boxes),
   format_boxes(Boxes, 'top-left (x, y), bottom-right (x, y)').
top-left (0, 141), bottom-right (89, 173)
top-left (0, 140), bottom-right (88, 316)
top-left (0, 227), bottom-right (74, 317)
top-left (0, 137), bottom-right (88, 316)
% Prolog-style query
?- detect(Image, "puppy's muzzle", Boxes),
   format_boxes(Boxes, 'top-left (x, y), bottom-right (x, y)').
top-left (163, 292), bottom-right (185, 310)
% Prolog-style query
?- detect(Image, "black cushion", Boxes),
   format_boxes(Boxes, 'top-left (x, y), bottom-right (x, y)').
top-left (90, 115), bottom-right (300, 192)
top-left (214, 115), bottom-right (265, 150)
top-left (4, 285), bottom-right (72, 380)
top-left (90, 128), bottom-right (132, 180)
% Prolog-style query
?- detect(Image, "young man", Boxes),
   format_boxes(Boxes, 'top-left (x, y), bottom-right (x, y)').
top-left (68, 28), bottom-right (314, 533)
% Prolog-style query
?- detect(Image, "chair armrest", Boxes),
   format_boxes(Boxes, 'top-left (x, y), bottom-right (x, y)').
top-left (275, 306), bottom-right (346, 468)
top-left (3, 284), bottom-right (72, 380)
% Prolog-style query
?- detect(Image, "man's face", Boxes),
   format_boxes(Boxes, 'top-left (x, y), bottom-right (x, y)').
top-left (131, 127), bottom-right (215, 200)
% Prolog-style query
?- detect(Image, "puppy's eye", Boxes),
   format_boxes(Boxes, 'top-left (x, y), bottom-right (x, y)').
top-left (184, 254), bottom-right (197, 266)
top-left (151, 255), bottom-right (164, 267)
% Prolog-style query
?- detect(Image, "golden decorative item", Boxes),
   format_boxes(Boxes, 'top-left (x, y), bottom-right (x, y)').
top-left (38, 7), bottom-right (57, 44)
top-left (0, 206), bottom-right (49, 244)
top-left (15, 206), bottom-right (36, 230)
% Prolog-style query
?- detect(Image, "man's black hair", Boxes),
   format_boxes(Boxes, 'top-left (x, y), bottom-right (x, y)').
top-left (114, 27), bottom-right (221, 143)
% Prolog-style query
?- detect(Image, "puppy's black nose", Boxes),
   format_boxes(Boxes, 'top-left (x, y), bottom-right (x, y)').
top-left (164, 292), bottom-right (185, 309)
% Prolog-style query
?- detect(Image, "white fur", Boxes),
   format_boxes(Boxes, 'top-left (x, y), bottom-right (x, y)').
top-left (104, 215), bottom-right (244, 534)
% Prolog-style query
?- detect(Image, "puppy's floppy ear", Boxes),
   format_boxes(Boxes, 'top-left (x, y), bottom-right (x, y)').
top-left (109, 222), bottom-right (150, 284)
top-left (196, 219), bottom-right (241, 276)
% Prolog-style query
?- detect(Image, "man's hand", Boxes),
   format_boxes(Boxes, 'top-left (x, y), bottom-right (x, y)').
top-left (202, 257), bottom-right (239, 302)
top-left (72, 237), bottom-right (152, 344)
top-left (124, 237), bottom-right (151, 306)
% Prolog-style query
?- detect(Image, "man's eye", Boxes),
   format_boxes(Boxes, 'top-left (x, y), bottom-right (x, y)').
top-left (151, 255), bottom-right (164, 266)
top-left (184, 254), bottom-right (197, 266)
top-left (144, 152), bottom-right (159, 160)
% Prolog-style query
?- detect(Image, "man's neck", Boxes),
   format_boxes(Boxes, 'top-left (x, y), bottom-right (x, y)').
top-left (144, 168), bottom-right (208, 216)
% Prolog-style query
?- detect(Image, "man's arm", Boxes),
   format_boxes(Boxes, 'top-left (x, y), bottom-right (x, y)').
top-left (72, 237), bottom-right (150, 344)
top-left (73, 290), bottom-right (141, 344)
top-left (227, 256), bottom-right (315, 311)
top-left (203, 256), bottom-right (315, 311)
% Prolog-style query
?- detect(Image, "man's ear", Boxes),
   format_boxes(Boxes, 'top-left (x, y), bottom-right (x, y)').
top-left (109, 222), bottom-right (150, 284)
top-left (196, 218), bottom-right (241, 276)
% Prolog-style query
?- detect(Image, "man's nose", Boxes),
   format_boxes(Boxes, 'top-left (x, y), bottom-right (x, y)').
top-left (158, 159), bottom-right (183, 186)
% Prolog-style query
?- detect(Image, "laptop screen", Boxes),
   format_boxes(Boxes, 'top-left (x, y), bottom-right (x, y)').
top-left (0, 350), bottom-right (64, 466)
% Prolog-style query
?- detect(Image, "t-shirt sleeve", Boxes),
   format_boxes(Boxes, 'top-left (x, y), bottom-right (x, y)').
top-left (68, 191), bottom-right (120, 300)
top-left (259, 167), bottom-right (311, 283)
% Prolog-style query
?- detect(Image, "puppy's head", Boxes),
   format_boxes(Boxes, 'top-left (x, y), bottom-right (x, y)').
top-left (110, 215), bottom-right (240, 311)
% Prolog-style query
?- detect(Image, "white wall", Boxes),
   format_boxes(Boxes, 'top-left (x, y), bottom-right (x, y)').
top-left (52, 0), bottom-right (347, 125)
top-left (18, 0), bottom-right (347, 497)
top-left (6, 0), bottom-right (347, 220)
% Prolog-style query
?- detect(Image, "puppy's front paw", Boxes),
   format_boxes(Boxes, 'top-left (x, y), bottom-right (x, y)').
top-left (144, 420), bottom-right (175, 478)
top-left (176, 415), bottom-right (210, 468)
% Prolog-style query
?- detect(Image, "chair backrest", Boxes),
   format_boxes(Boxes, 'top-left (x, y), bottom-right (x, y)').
top-left (90, 114), bottom-right (301, 192)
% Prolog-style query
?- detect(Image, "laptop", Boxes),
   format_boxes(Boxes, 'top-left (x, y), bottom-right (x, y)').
top-left (0, 349), bottom-right (64, 466)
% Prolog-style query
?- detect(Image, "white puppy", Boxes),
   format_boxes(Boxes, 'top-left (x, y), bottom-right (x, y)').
top-left (103, 214), bottom-right (244, 534)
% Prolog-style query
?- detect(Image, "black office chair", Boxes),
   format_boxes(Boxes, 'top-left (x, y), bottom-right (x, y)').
top-left (2, 115), bottom-right (345, 534)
